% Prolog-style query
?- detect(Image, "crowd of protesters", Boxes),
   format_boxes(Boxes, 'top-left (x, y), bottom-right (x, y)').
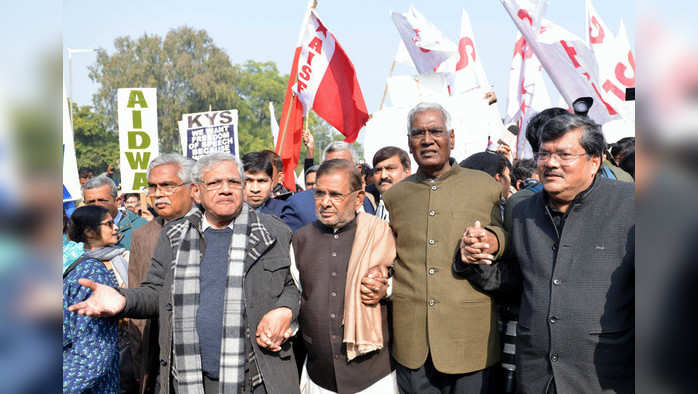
top-left (63, 100), bottom-right (634, 394)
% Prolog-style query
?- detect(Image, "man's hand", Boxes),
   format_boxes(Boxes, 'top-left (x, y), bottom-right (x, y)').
top-left (67, 278), bottom-right (126, 317)
top-left (460, 221), bottom-right (499, 265)
top-left (302, 130), bottom-right (314, 158)
top-left (256, 307), bottom-right (293, 352)
top-left (360, 266), bottom-right (388, 305)
top-left (496, 141), bottom-right (512, 163)
top-left (484, 91), bottom-right (497, 105)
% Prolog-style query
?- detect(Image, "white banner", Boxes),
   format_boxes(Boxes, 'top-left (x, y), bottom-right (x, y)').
top-left (63, 90), bottom-right (81, 202)
top-left (364, 90), bottom-right (502, 172)
top-left (179, 109), bottom-right (239, 160)
top-left (117, 88), bottom-right (158, 193)
top-left (387, 73), bottom-right (450, 108)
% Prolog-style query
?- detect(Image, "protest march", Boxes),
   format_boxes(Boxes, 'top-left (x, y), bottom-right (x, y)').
top-left (62, 1), bottom-right (636, 393)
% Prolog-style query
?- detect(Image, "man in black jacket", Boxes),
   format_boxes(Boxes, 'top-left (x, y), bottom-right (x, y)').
top-left (456, 113), bottom-right (634, 394)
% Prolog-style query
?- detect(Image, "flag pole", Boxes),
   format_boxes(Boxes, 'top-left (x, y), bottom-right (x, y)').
top-left (378, 59), bottom-right (397, 110)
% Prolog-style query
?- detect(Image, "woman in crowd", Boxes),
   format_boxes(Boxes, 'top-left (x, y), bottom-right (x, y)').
top-left (63, 205), bottom-right (126, 393)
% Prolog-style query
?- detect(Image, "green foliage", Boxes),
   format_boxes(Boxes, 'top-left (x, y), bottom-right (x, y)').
top-left (85, 26), bottom-right (364, 175)
top-left (71, 103), bottom-right (119, 173)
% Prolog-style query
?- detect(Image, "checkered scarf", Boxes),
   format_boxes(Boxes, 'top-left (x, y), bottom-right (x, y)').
top-left (168, 205), bottom-right (249, 394)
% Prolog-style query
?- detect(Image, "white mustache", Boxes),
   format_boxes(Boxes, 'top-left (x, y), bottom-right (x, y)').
top-left (153, 197), bottom-right (171, 205)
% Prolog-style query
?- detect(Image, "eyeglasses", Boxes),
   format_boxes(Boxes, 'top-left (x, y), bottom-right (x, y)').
top-left (99, 220), bottom-right (115, 228)
top-left (408, 128), bottom-right (447, 139)
top-left (534, 151), bottom-right (588, 164)
top-left (200, 179), bottom-right (243, 191)
top-left (313, 189), bottom-right (358, 204)
top-left (146, 182), bottom-right (188, 195)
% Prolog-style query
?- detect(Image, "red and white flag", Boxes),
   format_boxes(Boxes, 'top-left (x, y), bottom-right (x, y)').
top-left (439, 9), bottom-right (491, 95)
top-left (585, 0), bottom-right (635, 119)
top-left (506, 31), bottom-right (551, 159)
top-left (502, 0), bottom-right (618, 125)
top-left (292, 9), bottom-right (369, 143)
top-left (277, 6), bottom-right (369, 191)
top-left (391, 6), bottom-right (457, 75)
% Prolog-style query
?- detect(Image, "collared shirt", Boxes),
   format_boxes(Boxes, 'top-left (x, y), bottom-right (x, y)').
top-left (114, 210), bottom-right (123, 226)
top-left (201, 214), bottom-right (235, 232)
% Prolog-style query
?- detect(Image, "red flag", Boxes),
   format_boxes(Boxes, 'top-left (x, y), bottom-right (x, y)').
top-left (275, 46), bottom-right (304, 192)
top-left (293, 9), bottom-right (369, 143)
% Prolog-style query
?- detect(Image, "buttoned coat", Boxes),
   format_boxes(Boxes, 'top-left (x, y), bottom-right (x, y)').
top-left (456, 176), bottom-right (634, 393)
top-left (382, 163), bottom-right (508, 374)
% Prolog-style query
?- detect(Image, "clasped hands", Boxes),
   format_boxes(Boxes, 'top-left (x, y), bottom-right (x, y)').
top-left (360, 265), bottom-right (389, 305)
top-left (460, 220), bottom-right (499, 265)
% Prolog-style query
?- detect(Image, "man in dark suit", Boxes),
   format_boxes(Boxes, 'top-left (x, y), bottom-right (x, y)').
top-left (281, 141), bottom-right (375, 232)
top-left (242, 152), bottom-right (286, 218)
top-left (457, 113), bottom-right (634, 393)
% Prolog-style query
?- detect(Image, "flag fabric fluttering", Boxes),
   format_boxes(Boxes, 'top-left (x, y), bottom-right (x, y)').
top-left (506, 31), bottom-right (551, 159)
top-left (502, 0), bottom-right (617, 125)
top-left (292, 9), bottom-right (369, 143)
top-left (277, 5), bottom-right (369, 191)
top-left (391, 6), bottom-right (457, 75)
top-left (440, 9), bottom-right (491, 96)
top-left (585, 0), bottom-right (635, 120)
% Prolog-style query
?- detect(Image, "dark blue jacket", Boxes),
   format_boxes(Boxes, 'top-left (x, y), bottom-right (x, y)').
top-left (258, 198), bottom-right (286, 218)
top-left (280, 189), bottom-right (375, 232)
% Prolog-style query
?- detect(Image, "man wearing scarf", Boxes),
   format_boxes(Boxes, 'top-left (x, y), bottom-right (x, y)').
top-left (69, 152), bottom-right (300, 394)
top-left (291, 159), bottom-right (396, 394)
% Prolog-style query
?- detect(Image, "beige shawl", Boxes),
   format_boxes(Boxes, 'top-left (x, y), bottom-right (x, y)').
top-left (343, 213), bottom-right (396, 361)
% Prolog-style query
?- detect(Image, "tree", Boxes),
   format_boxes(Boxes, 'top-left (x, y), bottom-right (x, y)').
top-left (71, 103), bottom-right (119, 174)
top-left (86, 26), bottom-right (365, 176)
top-left (89, 27), bottom-right (245, 153)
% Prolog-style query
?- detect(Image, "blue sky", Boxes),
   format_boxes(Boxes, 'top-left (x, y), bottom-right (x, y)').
top-left (60, 0), bottom-right (636, 120)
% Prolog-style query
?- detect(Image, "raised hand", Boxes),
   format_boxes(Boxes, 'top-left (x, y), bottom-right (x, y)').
top-left (460, 220), bottom-right (498, 265)
top-left (67, 278), bottom-right (126, 317)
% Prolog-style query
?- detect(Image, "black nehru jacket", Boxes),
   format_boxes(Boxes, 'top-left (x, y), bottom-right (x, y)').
top-left (293, 218), bottom-right (393, 393)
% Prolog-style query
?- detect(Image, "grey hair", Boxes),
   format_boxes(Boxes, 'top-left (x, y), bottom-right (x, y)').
top-left (540, 113), bottom-right (606, 158)
top-left (82, 174), bottom-right (117, 198)
top-left (191, 152), bottom-right (245, 184)
top-left (147, 153), bottom-right (194, 184)
top-left (407, 102), bottom-right (452, 134)
top-left (322, 141), bottom-right (359, 164)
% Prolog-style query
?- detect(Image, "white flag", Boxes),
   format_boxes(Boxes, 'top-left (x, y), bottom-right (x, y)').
top-left (394, 40), bottom-right (413, 65)
top-left (391, 6), bottom-right (457, 74)
top-left (269, 102), bottom-right (279, 147)
top-left (506, 31), bottom-right (551, 159)
top-left (439, 9), bottom-right (491, 95)
top-left (585, 0), bottom-right (635, 119)
top-left (63, 89), bottom-right (81, 203)
top-left (502, 0), bottom-right (617, 125)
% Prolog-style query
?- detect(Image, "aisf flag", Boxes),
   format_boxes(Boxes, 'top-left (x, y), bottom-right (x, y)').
top-left (293, 9), bottom-right (369, 143)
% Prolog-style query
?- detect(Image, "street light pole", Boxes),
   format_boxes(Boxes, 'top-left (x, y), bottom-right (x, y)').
top-left (66, 48), bottom-right (96, 103)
